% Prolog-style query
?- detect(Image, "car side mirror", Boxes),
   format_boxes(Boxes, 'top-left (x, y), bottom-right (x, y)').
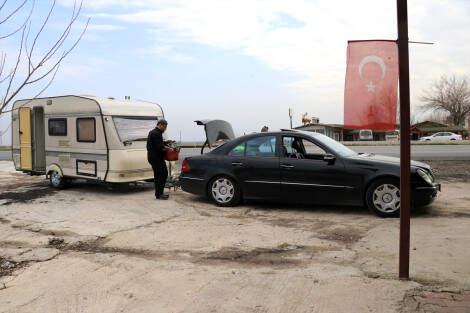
top-left (323, 153), bottom-right (336, 164)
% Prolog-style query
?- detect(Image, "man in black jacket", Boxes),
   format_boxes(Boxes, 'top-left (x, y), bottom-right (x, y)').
top-left (147, 119), bottom-right (169, 200)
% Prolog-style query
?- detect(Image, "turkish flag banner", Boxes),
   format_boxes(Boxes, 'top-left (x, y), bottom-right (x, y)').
top-left (344, 40), bottom-right (398, 130)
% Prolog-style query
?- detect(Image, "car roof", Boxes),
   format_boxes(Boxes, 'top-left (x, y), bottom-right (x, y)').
top-left (239, 129), bottom-right (321, 138)
top-left (229, 129), bottom-right (322, 142)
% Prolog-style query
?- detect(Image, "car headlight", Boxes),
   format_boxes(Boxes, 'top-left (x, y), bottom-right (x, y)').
top-left (417, 168), bottom-right (433, 185)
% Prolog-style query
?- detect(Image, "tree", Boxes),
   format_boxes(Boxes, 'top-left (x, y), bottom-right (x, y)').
top-left (421, 75), bottom-right (470, 126)
top-left (0, 0), bottom-right (89, 114)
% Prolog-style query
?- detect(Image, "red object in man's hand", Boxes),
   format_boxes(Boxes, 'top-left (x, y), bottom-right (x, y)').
top-left (164, 148), bottom-right (179, 161)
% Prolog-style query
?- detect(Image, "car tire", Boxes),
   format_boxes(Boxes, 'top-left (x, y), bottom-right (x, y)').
top-left (366, 178), bottom-right (400, 218)
top-left (208, 176), bottom-right (241, 207)
top-left (49, 170), bottom-right (66, 189)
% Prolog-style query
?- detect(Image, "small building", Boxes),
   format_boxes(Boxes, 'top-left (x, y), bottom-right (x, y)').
top-left (467, 117), bottom-right (470, 137)
top-left (295, 119), bottom-right (391, 142)
top-left (410, 121), bottom-right (468, 140)
top-left (342, 129), bottom-right (388, 141)
top-left (294, 122), bottom-right (343, 141)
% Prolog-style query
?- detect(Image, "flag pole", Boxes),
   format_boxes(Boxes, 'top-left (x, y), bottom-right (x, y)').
top-left (397, 0), bottom-right (411, 280)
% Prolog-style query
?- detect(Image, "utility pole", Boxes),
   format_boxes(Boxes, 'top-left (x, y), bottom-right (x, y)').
top-left (397, 0), bottom-right (411, 280)
top-left (288, 108), bottom-right (293, 129)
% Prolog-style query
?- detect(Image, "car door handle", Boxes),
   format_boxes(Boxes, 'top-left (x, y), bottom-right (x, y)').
top-left (231, 162), bottom-right (244, 166)
top-left (281, 163), bottom-right (295, 169)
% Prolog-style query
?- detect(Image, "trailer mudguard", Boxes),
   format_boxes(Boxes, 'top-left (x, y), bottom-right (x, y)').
top-left (46, 164), bottom-right (64, 178)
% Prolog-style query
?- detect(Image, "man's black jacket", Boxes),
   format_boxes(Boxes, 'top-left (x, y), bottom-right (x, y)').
top-left (147, 128), bottom-right (165, 164)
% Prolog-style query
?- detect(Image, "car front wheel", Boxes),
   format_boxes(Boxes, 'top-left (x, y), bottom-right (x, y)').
top-left (366, 179), bottom-right (400, 217)
top-left (208, 176), bottom-right (241, 207)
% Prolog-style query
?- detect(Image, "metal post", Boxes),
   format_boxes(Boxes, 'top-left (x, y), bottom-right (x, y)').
top-left (397, 0), bottom-right (411, 280)
top-left (289, 108), bottom-right (293, 129)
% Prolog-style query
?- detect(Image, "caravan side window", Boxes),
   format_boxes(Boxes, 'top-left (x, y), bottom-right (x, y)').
top-left (48, 118), bottom-right (67, 136)
top-left (76, 118), bottom-right (96, 143)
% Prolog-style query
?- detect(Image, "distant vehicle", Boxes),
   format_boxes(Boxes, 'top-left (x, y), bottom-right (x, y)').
top-left (385, 130), bottom-right (399, 141)
top-left (419, 132), bottom-right (462, 142)
top-left (180, 127), bottom-right (441, 218)
top-left (359, 129), bottom-right (373, 141)
top-left (12, 95), bottom-right (166, 188)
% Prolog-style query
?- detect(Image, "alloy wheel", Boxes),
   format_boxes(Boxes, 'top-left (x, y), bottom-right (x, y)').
top-left (211, 178), bottom-right (235, 204)
top-left (372, 183), bottom-right (400, 214)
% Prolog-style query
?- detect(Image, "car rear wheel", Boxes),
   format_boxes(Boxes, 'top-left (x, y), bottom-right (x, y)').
top-left (208, 176), bottom-right (241, 207)
top-left (366, 179), bottom-right (400, 217)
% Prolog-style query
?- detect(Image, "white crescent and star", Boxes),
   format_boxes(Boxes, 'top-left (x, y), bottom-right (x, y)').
top-left (358, 55), bottom-right (387, 93)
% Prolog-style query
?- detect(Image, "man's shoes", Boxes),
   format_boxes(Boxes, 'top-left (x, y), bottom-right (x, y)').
top-left (156, 194), bottom-right (169, 200)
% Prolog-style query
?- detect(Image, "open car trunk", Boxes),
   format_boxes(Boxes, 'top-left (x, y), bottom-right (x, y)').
top-left (195, 120), bottom-right (235, 154)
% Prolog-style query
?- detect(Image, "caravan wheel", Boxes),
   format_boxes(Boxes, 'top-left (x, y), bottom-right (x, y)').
top-left (49, 171), bottom-right (66, 189)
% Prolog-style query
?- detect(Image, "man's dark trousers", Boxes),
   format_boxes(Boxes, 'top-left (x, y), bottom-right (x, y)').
top-left (152, 160), bottom-right (168, 197)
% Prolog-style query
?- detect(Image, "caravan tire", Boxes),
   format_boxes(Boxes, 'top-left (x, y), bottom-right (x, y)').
top-left (49, 170), bottom-right (66, 189)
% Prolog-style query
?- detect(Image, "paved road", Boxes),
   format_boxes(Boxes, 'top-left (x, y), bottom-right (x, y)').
top-left (2, 145), bottom-right (470, 162)
top-left (0, 151), bottom-right (11, 161)
top-left (348, 145), bottom-right (470, 160)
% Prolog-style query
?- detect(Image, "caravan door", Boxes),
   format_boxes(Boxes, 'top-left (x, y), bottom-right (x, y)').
top-left (19, 107), bottom-right (32, 170)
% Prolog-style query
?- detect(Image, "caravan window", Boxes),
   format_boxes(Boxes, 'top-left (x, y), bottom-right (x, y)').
top-left (48, 118), bottom-right (67, 136)
top-left (113, 117), bottom-right (158, 142)
top-left (77, 118), bottom-right (96, 142)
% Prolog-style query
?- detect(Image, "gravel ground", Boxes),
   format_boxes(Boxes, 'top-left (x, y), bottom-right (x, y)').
top-left (0, 160), bottom-right (469, 313)
top-left (425, 160), bottom-right (470, 182)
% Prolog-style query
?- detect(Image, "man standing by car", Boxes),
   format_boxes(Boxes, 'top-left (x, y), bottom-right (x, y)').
top-left (147, 119), bottom-right (169, 200)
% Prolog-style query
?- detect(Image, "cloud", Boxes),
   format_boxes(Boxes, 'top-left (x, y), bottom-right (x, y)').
top-left (58, 57), bottom-right (110, 80)
top-left (139, 44), bottom-right (194, 64)
top-left (87, 23), bottom-right (125, 31)
top-left (66, 0), bottom-right (470, 123)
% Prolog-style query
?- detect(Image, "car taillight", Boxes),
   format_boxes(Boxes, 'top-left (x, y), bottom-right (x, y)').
top-left (181, 159), bottom-right (191, 173)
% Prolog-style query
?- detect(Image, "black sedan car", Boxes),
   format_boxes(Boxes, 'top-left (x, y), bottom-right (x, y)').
top-left (180, 130), bottom-right (440, 217)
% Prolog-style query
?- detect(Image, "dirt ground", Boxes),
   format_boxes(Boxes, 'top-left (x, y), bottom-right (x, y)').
top-left (0, 160), bottom-right (469, 313)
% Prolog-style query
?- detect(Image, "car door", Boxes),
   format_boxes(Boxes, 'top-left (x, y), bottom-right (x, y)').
top-left (280, 135), bottom-right (353, 205)
top-left (222, 135), bottom-right (281, 200)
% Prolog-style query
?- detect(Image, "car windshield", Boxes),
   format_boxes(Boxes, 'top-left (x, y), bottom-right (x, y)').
top-left (113, 116), bottom-right (158, 142)
top-left (307, 132), bottom-right (356, 157)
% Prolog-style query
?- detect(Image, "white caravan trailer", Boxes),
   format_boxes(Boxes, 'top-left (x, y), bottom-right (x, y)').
top-left (12, 95), bottom-right (165, 188)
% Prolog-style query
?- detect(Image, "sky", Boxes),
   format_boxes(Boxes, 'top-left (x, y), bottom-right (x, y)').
top-left (1, 0), bottom-right (470, 144)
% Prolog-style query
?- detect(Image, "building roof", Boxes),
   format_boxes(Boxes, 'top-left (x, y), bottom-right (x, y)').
top-left (411, 121), bottom-right (448, 129)
top-left (414, 126), bottom-right (467, 133)
top-left (295, 123), bottom-right (343, 130)
top-left (411, 120), bottom-right (467, 133)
